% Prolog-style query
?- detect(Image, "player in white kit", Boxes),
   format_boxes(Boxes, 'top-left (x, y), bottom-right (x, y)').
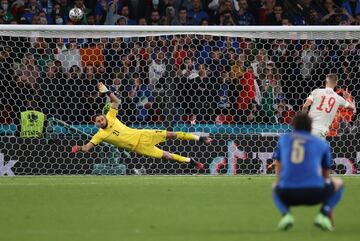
top-left (302, 74), bottom-right (355, 138)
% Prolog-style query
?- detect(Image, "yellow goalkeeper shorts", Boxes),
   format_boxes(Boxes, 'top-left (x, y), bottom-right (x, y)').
top-left (134, 130), bottom-right (167, 159)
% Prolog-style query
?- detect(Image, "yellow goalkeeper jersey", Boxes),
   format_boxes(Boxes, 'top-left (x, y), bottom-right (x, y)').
top-left (90, 107), bottom-right (142, 151)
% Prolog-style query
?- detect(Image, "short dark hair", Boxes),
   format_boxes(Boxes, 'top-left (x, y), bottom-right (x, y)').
top-left (292, 112), bottom-right (312, 132)
top-left (179, 7), bottom-right (187, 12)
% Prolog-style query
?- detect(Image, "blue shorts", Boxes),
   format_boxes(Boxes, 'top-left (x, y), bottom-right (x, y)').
top-left (275, 181), bottom-right (335, 206)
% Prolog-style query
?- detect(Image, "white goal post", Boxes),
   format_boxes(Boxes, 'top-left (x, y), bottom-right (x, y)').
top-left (0, 25), bottom-right (360, 37)
top-left (0, 25), bottom-right (359, 175)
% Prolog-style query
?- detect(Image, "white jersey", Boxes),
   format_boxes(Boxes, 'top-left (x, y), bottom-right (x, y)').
top-left (307, 88), bottom-right (350, 136)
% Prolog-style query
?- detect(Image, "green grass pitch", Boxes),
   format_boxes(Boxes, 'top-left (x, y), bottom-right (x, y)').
top-left (0, 176), bottom-right (359, 241)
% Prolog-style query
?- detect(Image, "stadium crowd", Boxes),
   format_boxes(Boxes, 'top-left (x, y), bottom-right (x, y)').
top-left (0, 0), bottom-right (360, 26)
top-left (0, 0), bottom-right (359, 133)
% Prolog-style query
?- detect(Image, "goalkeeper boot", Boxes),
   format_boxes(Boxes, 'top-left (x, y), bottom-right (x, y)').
top-left (314, 213), bottom-right (334, 231)
top-left (199, 136), bottom-right (213, 145)
top-left (189, 158), bottom-right (204, 170)
top-left (278, 213), bottom-right (294, 231)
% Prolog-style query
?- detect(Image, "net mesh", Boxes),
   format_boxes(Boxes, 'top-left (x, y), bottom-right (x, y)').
top-left (0, 27), bottom-right (359, 175)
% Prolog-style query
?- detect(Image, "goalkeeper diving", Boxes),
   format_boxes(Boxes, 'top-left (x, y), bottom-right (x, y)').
top-left (71, 83), bottom-right (212, 169)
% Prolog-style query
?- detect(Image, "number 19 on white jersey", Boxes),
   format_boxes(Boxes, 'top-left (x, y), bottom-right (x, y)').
top-left (307, 88), bottom-right (350, 137)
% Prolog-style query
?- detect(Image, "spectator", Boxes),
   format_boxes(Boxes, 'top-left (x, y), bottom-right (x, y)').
top-left (178, 57), bottom-right (199, 79)
top-left (195, 63), bottom-right (217, 123)
top-left (38, 10), bottom-right (48, 24)
top-left (188, 0), bottom-right (209, 25)
top-left (237, 67), bottom-right (259, 110)
top-left (68, 65), bottom-right (82, 80)
top-left (197, 35), bottom-right (213, 64)
top-left (59, 0), bottom-right (71, 17)
top-left (148, 51), bottom-right (166, 89)
top-left (94, 63), bottom-right (110, 84)
top-left (173, 38), bottom-right (188, 67)
top-left (342, 0), bottom-right (360, 17)
top-left (0, 104), bottom-right (14, 124)
top-left (1, 0), bottom-right (13, 22)
top-left (95, 0), bottom-right (109, 24)
top-left (275, 100), bottom-right (295, 124)
top-left (261, 73), bottom-right (282, 123)
top-left (138, 17), bottom-right (147, 25)
top-left (281, 16), bottom-right (292, 26)
top-left (266, 4), bottom-right (283, 25)
top-left (87, 14), bottom-right (96, 24)
top-left (10, 0), bottom-right (26, 20)
top-left (215, 108), bottom-right (235, 124)
top-left (148, 9), bottom-right (161, 25)
top-left (230, 56), bottom-right (245, 82)
top-left (242, 100), bottom-right (263, 123)
top-left (300, 40), bottom-right (321, 80)
top-left (354, 12), bottom-right (360, 24)
top-left (216, 71), bottom-right (234, 110)
top-left (82, 64), bottom-right (96, 82)
top-left (28, 0), bottom-right (42, 14)
top-left (258, 0), bottom-right (275, 25)
top-left (251, 49), bottom-right (269, 81)
top-left (307, 8), bottom-right (321, 25)
top-left (104, 37), bottom-right (126, 73)
top-left (200, 18), bottom-right (209, 25)
top-left (172, 7), bottom-right (191, 25)
top-left (16, 53), bottom-right (40, 88)
top-left (51, 3), bottom-right (63, 21)
top-left (212, 0), bottom-right (234, 24)
top-left (104, 1), bottom-right (121, 25)
top-left (0, 45), bottom-right (14, 76)
top-left (208, 46), bottom-right (228, 77)
top-left (54, 14), bottom-right (64, 25)
top-left (116, 16), bottom-right (127, 25)
top-left (321, 0), bottom-right (354, 25)
top-left (162, 4), bottom-right (176, 25)
top-left (31, 14), bottom-right (41, 24)
top-left (54, 38), bottom-right (82, 71)
top-left (120, 5), bottom-right (136, 25)
top-left (283, 0), bottom-right (316, 25)
top-left (80, 41), bottom-right (105, 71)
top-left (219, 10), bottom-right (236, 25)
top-left (73, 0), bottom-right (88, 14)
top-left (33, 38), bottom-right (55, 73)
top-left (0, 8), bottom-right (6, 24)
top-left (130, 77), bottom-right (154, 122)
top-left (236, 0), bottom-right (256, 25)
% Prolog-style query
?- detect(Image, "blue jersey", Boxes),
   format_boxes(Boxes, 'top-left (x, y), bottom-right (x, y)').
top-left (273, 131), bottom-right (332, 189)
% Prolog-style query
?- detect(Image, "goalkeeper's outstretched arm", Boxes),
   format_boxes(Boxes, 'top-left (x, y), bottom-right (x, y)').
top-left (108, 92), bottom-right (120, 109)
top-left (71, 142), bottom-right (94, 153)
top-left (98, 82), bottom-right (120, 109)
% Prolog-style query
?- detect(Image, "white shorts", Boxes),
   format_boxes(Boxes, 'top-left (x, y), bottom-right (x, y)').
top-left (311, 128), bottom-right (327, 139)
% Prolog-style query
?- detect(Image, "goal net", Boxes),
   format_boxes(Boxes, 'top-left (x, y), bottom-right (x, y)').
top-left (0, 25), bottom-right (359, 175)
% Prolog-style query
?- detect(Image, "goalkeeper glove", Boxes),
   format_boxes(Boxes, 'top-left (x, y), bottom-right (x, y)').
top-left (71, 146), bottom-right (81, 153)
top-left (98, 83), bottom-right (111, 95)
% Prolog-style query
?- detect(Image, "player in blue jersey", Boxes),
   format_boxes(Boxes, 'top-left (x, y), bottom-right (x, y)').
top-left (272, 112), bottom-right (344, 231)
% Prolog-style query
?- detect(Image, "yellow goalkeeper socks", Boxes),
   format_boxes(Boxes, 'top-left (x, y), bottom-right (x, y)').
top-left (172, 154), bottom-right (190, 163)
top-left (176, 132), bottom-right (200, 141)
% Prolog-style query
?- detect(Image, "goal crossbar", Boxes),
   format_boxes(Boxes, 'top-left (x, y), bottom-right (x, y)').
top-left (0, 25), bottom-right (359, 39)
